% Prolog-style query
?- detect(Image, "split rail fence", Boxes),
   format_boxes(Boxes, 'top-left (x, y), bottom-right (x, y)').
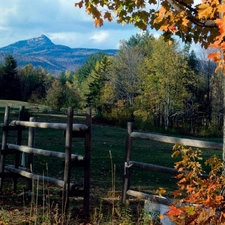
top-left (122, 122), bottom-right (223, 205)
top-left (0, 106), bottom-right (92, 215)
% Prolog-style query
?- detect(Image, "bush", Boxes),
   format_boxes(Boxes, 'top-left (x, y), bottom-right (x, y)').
top-left (166, 145), bottom-right (225, 224)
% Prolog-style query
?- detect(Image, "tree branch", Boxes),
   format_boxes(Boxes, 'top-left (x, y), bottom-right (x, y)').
top-left (165, 0), bottom-right (217, 28)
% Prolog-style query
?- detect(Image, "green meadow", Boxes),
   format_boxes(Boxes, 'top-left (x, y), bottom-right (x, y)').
top-left (0, 100), bottom-right (223, 224)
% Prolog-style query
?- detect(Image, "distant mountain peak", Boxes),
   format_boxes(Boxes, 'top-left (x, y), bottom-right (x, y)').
top-left (27, 34), bottom-right (54, 47)
top-left (0, 35), bottom-right (117, 75)
top-left (0, 34), bottom-right (55, 51)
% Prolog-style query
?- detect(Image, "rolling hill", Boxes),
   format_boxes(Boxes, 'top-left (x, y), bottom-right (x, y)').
top-left (0, 35), bottom-right (117, 76)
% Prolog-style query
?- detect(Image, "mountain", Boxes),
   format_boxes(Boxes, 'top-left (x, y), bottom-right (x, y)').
top-left (0, 35), bottom-right (117, 76)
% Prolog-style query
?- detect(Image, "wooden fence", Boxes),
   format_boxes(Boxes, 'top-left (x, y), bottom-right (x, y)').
top-left (122, 122), bottom-right (223, 205)
top-left (0, 106), bottom-right (92, 215)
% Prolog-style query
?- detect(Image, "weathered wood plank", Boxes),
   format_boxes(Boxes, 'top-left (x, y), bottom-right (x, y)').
top-left (131, 132), bottom-right (223, 150)
top-left (130, 160), bottom-right (179, 175)
top-left (129, 161), bottom-right (209, 178)
top-left (63, 107), bottom-right (73, 213)
top-left (5, 164), bottom-right (75, 189)
top-left (122, 122), bottom-right (134, 204)
top-left (26, 117), bottom-right (35, 190)
top-left (10, 120), bottom-right (88, 131)
top-left (0, 106), bottom-right (10, 192)
top-left (126, 190), bottom-right (173, 205)
top-left (7, 144), bottom-right (84, 161)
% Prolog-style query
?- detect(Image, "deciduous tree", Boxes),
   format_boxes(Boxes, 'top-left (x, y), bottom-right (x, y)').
top-left (19, 64), bottom-right (53, 102)
top-left (141, 37), bottom-right (195, 130)
top-left (110, 43), bottom-right (144, 110)
top-left (75, 0), bottom-right (222, 51)
top-left (75, 0), bottom-right (225, 161)
top-left (45, 80), bottom-right (65, 111)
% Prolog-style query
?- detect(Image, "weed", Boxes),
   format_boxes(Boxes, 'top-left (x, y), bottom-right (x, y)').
top-left (0, 209), bottom-right (9, 225)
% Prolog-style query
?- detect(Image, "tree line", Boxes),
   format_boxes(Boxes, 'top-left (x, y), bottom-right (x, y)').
top-left (0, 33), bottom-right (222, 136)
top-left (0, 56), bottom-right (81, 111)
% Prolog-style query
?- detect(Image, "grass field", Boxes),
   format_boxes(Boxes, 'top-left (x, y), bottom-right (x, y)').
top-left (0, 100), bottom-right (223, 224)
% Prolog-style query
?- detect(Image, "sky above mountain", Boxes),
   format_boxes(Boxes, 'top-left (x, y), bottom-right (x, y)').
top-left (0, 0), bottom-right (153, 50)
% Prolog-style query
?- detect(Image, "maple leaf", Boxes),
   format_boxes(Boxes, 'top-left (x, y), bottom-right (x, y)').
top-left (184, 205), bottom-right (195, 216)
top-left (173, 189), bottom-right (182, 198)
top-left (178, 177), bottom-right (186, 184)
top-left (94, 18), bottom-right (103, 27)
top-left (215, 17), bottom-right (225, 37)
top-left (160, 24), bottom-right (169, 31)
top-left (186, 186), bottom-right (195, 193)
top-left (156, 187), bottom-right (166, 196)
top-left (181, 17), bottom-right (189, 27)
top-left (75, 0), bottom-right (84, 8)
top-left (178, 167), bottom-right (184, 172)
top-left (197, 4), bottom-right (213, 19)
top-left (214, 195), bottom-right (224, 204)
top-left (104, 11), bottom-right (113, 21)
top-left (154, 6), bottom-right (166, 24)
top-left (220, 42), bottom-right (225, 51)
top-left (168, 25), bottom-right (178, 33)
top-left (208, 52), bottom-right (221, 62)
top-left (218, 4), bottom-right (225, 13)
top-left (166, 205), bottom-right (183, 216)
top-left (196, 208), bottom-right (216, 224)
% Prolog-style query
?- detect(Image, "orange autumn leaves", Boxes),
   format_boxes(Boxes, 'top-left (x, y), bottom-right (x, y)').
top-left (196, 0), bottom-right (225, 72)
top-left (75, 0), bottom-right (225, 72)
top-left (208, 14), bottom-right (225, 71)
top-left (165, 145), bottom-right (225, 224)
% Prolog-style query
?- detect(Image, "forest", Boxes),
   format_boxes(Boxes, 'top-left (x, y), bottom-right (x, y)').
top-left (0, 32), bottom-right (221, 136)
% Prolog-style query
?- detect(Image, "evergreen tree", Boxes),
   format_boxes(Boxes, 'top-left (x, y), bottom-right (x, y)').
top-left (1, 55), bottom-right (21, 100)
top-left (74, 52), bottom-right (108, 85)
top-left (86, 56), bottom-right (111, 113)
top-left (4, 55), bottom-right (17, 79)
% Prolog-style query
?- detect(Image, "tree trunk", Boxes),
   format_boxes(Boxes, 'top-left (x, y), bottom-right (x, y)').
top-left (164, 95), bottom-right (170, 130)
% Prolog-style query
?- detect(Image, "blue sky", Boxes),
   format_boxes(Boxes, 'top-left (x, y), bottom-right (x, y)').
top-left (0, 0), bottom-right (203, 53)
top-left (0, 0), bottom-right (147, 49)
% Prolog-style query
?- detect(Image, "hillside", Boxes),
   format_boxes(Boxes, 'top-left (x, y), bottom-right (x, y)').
top-left (0, 35), bottom-right (117, 76)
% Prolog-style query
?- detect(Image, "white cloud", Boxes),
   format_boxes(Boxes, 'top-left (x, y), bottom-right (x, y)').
top-left (90, 31), bottom-right (110, 43)
top-left (0, 0), bottom-right (141, 49)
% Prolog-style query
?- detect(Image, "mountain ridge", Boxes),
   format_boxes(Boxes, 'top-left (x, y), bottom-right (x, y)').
top-left (0, 35), bottom-right (117, 75)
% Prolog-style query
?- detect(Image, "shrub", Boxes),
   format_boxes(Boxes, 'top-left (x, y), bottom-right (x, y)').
top-left (166, 145), bottom-right (225, 224)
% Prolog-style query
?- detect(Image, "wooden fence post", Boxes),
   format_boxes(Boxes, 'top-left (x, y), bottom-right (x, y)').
top-left (26, 117), bottom-right (35, 190)
top-left (62, 107), bottom-right (73, 214)
top-left (83, 107), bottom-right (92, 215)
top-left (13, 106), bottom-right (24, 191)
top-left (0, 106), bottom-right (10, 192)
top-left (122, 122), bottom-right (133, 204)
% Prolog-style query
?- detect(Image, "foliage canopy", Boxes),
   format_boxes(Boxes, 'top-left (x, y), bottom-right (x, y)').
top-left (75, 0), bottom-right (225, 69)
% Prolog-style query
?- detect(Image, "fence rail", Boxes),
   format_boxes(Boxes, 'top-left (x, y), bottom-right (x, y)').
top-left (0, 106), bottom-right (92, 215)
top-left (122, 122), bottom-right (222, 205)
top-left (6, 144), bottom-right (84, 161)
top-left (10, 120), bottom-right (88, 131)
top-left (131, 131), bottom-right (223, 150)
top-left (5, 164), bottom-right (74, 189)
